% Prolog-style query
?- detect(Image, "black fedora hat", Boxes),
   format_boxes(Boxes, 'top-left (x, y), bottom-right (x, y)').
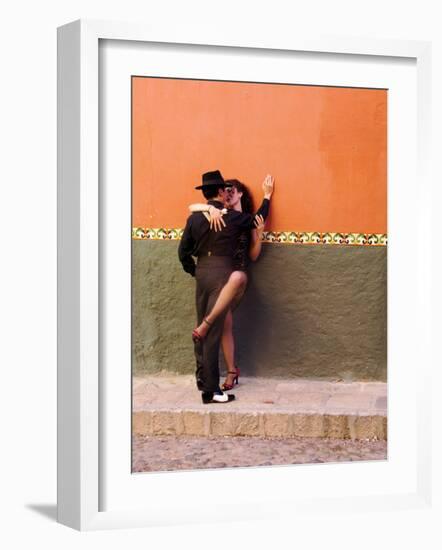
top-left (195, 170), bottom-right (226, 190)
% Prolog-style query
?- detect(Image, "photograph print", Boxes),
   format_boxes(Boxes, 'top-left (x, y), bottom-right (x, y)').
top-left (131, 76), bottom-right (387, 472)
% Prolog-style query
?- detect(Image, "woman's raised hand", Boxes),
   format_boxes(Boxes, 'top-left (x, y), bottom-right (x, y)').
top-left (262, 174), bottom-right (274, 199)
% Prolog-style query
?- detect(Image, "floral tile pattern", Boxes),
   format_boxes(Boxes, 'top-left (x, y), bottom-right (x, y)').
top-left (132, 227), bottom-right (387, 246)
top-left (132, 227), bottom-right (184, 240)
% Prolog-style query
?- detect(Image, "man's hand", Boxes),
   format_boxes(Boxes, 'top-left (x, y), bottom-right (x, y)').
top-left (208, 205), bottom-right (226, 232)
top-left (262, 174), bottom-right (274, 199)
top-left (253, 214), bottom-right (265, 236)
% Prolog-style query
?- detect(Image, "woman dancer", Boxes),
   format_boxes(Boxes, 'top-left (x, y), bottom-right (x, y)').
top-left (189, 175), bottom-right (274, 390)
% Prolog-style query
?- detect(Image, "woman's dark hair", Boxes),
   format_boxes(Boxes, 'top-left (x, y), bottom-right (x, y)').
top-left (225, 179), bottom-right (254, 214)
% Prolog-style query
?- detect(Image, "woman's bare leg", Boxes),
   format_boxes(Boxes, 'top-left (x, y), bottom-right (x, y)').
top-left (195, 271), bottom-right (247, 337)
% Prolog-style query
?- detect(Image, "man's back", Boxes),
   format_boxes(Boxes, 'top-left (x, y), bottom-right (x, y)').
top-left (178, 198), bottom-right (269, 275)
top-left (187, 208), bottom-right (252, 257)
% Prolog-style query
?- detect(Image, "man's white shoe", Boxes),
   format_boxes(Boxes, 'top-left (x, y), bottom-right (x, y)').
top-left (202, 391), bottom-right (235, 404)
top-left (212, 392), bottom-right (230, 403)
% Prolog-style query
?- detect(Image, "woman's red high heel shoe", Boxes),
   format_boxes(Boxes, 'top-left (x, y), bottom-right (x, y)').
top-left (192, 329), bottom-right (203, 343)
top-left (192, 318), bottom-right (212, 343)
top-left (221, 367), bottom-right (240, 391)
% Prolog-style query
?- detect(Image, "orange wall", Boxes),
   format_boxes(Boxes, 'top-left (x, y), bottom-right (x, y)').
top-left (132, 77), bottom-right (386, 233)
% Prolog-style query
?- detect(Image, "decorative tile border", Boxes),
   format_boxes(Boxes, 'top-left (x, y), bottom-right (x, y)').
top-left (261, 231), bottom-right (387, 246)
top-left (132, 227), bottom-right (387, 246)
top-left (132, 227), bottom-right (184, 240)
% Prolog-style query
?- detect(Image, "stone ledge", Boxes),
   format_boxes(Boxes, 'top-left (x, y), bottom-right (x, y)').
top-left (133, 409), bottom-right (387, 440)
top-left (132, 375), bottom-right (387, 440)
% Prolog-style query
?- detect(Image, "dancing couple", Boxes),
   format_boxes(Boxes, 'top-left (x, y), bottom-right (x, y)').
top-left (178, 170), bottom-right (274, 404)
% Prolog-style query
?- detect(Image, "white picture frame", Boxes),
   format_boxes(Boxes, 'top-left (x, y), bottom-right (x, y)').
top-left (57, 19), bottom-right (433, 531)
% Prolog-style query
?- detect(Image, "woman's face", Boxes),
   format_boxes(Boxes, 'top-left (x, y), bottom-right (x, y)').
top-left (225, 186), bottom-right (242, 208)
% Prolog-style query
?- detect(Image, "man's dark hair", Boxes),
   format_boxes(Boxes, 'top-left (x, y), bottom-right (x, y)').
top-left (202, 185), bottom-right (225, 200)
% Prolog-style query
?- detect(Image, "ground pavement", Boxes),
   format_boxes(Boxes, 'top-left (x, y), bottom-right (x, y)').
top-left (132, 374), bottom-right (387, 472)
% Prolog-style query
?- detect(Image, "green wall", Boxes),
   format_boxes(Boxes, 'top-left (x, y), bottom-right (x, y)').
top-left (132, 240), bottom-right (387, 381)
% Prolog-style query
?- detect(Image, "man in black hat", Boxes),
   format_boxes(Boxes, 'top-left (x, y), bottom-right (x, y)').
top-left (178, 170), bottom-right (271, 404)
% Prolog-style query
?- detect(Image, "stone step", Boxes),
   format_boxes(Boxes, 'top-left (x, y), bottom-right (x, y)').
top-left (133, 375), bottom-right (387, 440)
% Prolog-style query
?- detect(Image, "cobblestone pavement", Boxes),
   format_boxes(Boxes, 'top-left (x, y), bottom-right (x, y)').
top-left (132, 435), bottom-right (387, 472)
